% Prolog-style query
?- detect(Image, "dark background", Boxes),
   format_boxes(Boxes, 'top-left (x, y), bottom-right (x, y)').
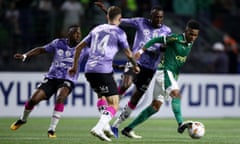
top-left (0, 0), bottom-right (239, 73)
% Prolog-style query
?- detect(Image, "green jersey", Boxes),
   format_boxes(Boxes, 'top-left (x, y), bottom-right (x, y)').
top-left (144, 33), bottom-right (193, 76)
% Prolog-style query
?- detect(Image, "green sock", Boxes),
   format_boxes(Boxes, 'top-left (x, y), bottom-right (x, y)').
top-left (127, 105), bottom-right (157, 129)
top-left (171, 98), bottom-right (183, 125)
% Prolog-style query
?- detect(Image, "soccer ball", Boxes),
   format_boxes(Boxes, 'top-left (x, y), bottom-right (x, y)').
top-left (188, 121), bottom-right (205, 139)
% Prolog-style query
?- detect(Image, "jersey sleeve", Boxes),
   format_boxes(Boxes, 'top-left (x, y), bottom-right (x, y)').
top-left (144, 34), bottom-right (178, 49)
top-left (118, 31), bottom-right (130, 49)
top-left (165, 34), bottom-right (178, 43)
top-left (121, 18), bottom-right (142, 28)
top-left (144, 37), bottom-right (165, 48)
top-left (43, 39), bottom-right (59, 53)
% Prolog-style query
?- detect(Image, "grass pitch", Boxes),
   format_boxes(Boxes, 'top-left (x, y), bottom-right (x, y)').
top-left (1, 117), bottom-right (239, 144)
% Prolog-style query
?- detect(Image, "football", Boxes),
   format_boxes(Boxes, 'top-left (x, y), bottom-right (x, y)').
top-left (188, 121), bottom-right (205, 139)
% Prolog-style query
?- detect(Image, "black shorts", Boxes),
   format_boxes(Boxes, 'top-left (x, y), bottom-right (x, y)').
top-left (85, 73), bottom-right (118, 97)
top-left (134, 65), bottom-right (155, 93)
top-left (38, 78), bottom-right (74, 99)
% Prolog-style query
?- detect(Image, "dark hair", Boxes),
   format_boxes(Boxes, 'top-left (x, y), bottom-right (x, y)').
top-left (107, 6), bottom-right (122, 20)
top-left (187, 19), bottom-right (200, 30)
top-left (151, 6), bottom-right (163, 14)
top-left (68, 24), bottom-right (80, 31)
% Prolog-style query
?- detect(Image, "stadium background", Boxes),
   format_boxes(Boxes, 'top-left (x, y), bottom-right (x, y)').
top-left (0, 0), bottom-right (239, 118)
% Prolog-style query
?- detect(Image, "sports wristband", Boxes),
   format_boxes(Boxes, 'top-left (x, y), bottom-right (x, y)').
top-left (22, 54), bottom-right (27, 62)
top-left (138, 49), bottom-right (144, 55)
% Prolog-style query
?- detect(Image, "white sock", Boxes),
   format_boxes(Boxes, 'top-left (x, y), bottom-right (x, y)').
top-left (21, 110), bottom-right (32, 121)
top-left (93, 110), bottom-right (112, 130)
top-left (112, 104), bottom-right (132, 128)
top-left (48, 111), bottom-right (62, 131)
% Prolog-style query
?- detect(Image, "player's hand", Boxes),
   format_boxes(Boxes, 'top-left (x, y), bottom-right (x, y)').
top-left (68, 67), bottom-right (77, 77)
top-left (132, 65), bottom-right (140, 74)
top-left (94, 1), bottom-right (107, 11)
top-left (134, 52), bottom-right (141, 60)
top-left (14, 53), bottom-right (28, 62)
top-left (14, 53), bottom-right (23, 59)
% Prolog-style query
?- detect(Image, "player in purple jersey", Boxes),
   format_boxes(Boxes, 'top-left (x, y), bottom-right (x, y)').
top-left (95, 3), bottom-right (172, 138)
top-left (68, 6), bottom-right (140, 142)
top-left (10, 25), bottom-right (88, 138)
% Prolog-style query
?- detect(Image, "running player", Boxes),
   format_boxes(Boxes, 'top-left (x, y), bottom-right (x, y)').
top-left (121, 19), bottom-right (200, 138)
top-left (95, 3), bottom-right (172, 138)
top-left (111, 6), bottom-right (172, 137)
top-left (10, 25), bottom-right (89, 138)
top-left (68, 6), bottom-right (140, 142)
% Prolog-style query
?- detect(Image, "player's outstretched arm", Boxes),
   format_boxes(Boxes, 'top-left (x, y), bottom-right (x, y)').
top-left (94, 1), bottom-right (107, 14)
top-left (135, 36), bottom-right (168, 59)
top-left (13, 47), bottom-right (46, 62)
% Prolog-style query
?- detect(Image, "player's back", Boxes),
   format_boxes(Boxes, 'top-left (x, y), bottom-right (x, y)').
top-left (85, 24), bottom-right (129, 73)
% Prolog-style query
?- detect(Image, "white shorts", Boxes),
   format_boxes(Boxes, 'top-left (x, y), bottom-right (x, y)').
top-left (152, 70), bottom-right (179, 103)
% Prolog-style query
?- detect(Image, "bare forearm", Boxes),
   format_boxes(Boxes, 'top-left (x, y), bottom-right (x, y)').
top-left (72, 42), bottom-right (87, 69)
top-left (128, 57), bottom-right (137, 66)
top-left (124, 48), bottom-right (137, 66)
top-left (25, 47), bottom-right (46, 57)
top-left (73, 48), bottom-right (81, 69)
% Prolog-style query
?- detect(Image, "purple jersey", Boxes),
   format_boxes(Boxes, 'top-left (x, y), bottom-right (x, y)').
top-left (83, 24), bottom-right (129, 73)
top-left (44, 38), bottom-right (89, 83)
top-left (121, 18), bottom-right (171, 70)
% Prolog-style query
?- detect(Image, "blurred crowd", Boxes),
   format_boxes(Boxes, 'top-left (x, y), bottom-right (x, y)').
top-left (0, 0), bottom-right (239, 73)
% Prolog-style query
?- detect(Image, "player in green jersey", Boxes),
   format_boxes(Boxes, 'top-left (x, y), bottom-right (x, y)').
top-left (121, 19), bottom-right (200, 138)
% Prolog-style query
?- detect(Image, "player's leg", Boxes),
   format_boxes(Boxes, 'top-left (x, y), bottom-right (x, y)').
top-left (118, 62), bottom-right (135, 98)
top-left (10, 89), bottom-right (47, 130)
top-left (87, 73), bottom-right (118, 141)
top-left (112, 88), bottom-right (143, 127)
top-left (91, 94), bottom-right (119, 141)
top-left (170, 89), bottom-right (192, 133)
top-left (47, 80), bottom-right (73, 138)
top-left (121, 100), bottom-right (161, 139)
top-left (121, 71), bottom-right (164, 138)
top-left (164, 70), bottom-right (192, 133)
top-left (97, 95), bottom-right (108, 114)
top-left (112, 66), bottom-right (154, 137)
top-left (118, 73), bottom-right (133, 97)
top-left (85, 73), bottom-right (108, 114)
top-left (10, 78), bottom-right (52, 131)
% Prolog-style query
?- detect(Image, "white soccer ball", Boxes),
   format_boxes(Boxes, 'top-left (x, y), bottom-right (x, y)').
top-left (188, 121), bottom-right (205, 139)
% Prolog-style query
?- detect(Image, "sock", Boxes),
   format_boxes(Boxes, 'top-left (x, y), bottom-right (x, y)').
top-left (112, 102), bottom-right (135, 128)
top-left (171, 98), bottom-right (183, 125)
top-left (118, 86), bottom-right (125, 95)
top-left (20, 101), bottom-right (34, 121)
top-left (97, 98), bottom-right (108, 114)
top-left (94, 106), bottom-right (116, 130)
top-left (48, 103), bottom-right (64, 131)
top-left (127, 105), bottom-right (157, 129)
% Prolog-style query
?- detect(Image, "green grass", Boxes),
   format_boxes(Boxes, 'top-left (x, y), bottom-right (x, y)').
top-left (1, 117), bottom-right (239, 144)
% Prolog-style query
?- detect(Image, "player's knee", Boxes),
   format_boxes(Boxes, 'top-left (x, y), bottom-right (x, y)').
top-left (151, 100), bottom-right (162, 111)
top-left (56, 95), bottom-right (68, 103)
top-left (122, 82), bottom-right (131, 90)
top-left (28, 99), bottom-right (38, 106)
top-left (170, 90), bottom-right (181, 98)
